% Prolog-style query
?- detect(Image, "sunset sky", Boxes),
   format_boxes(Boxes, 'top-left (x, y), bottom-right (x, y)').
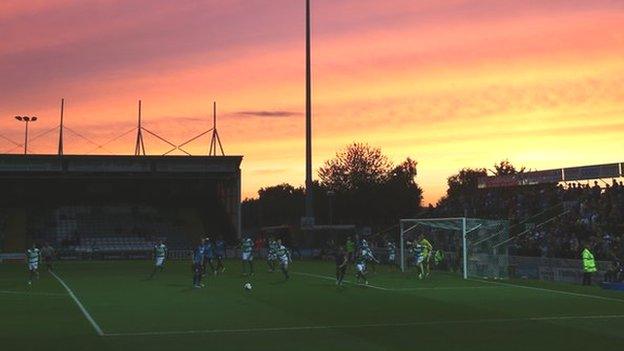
top-left (1, 0), bottom-right (623, 204)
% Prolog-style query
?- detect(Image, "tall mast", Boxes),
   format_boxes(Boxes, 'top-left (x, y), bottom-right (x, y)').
top-left (58, 98), bottom-right (64, 156)
top-left (304, 0), bottom-right (314, 222)
top-left (209, 101), bottom-right (225, 156)
top-left (134, 100), bottom-right (146, 155)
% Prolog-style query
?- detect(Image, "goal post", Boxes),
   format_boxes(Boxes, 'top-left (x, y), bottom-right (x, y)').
top-left (399, 217), bottom-right (509, 279)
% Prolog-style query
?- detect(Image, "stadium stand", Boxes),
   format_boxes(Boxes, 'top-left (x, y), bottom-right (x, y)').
top-left (29, 205), bottom-right (190, 257)
top-left (438, 179), bottom-right (624, 261)
top-left (0, 155), bottom-right (243, 256)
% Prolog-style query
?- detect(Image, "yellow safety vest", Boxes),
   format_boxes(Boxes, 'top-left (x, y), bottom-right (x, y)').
top-left (582, 248), bottom-right (597, 273)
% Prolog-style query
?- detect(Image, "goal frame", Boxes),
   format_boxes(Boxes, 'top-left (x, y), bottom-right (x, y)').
top-left (399, 217), bottom-right (500, 279)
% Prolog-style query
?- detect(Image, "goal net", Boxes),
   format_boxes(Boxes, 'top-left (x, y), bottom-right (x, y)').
top-left (399, 217), bottom-right (509, 279)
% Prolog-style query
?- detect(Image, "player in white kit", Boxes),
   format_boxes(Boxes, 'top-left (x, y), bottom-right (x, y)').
top-left (149, 241), bottom-right (167, 279)
top-left (387, 240), bottom-right (397, 269)
top-left (26, 244), bottom-right (41, 286)
top-left (241, 237), bottom-right (254, 276)
top-left (276, 239), bottom-right (291, 280)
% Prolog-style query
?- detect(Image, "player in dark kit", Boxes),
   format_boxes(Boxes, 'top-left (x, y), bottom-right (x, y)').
top-left (202, 237), bottom-right (216, 275)
top-left (192, 243), bottom-right (205, 288)
top-left (214, 236), bottom-right (226, 273)
top-left (41, 243), bottom-right (55, 272)
top-left (335, 246), bottom-right (348, 286)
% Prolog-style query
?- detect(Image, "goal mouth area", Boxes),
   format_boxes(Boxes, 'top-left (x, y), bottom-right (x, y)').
top-left (400, 217), bottom-right (507, 232)
top-left (399, 217), bottom-right (510, 280)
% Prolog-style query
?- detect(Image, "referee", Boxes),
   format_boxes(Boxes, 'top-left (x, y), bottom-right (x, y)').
top-left (335, 245), bottom-right (348, 286)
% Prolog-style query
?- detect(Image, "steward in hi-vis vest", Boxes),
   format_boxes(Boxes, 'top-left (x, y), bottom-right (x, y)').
top-left (581, 244), bottom-right (597, 286)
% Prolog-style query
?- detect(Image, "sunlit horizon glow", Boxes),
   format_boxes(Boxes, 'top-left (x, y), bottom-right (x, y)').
top-left (1, 0), bottom-right (623, 205)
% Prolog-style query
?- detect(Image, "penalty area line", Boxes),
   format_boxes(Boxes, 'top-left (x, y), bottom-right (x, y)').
top-left (103, 314), bottom-right (624, 337)
top-left (470, 278), bottom-right (624, 304)
top-left (292, 272), bottom-right (390, 291)
top-left (50, 271), bottom-right (105, 336)
top-left (0, 290), bottom-right (67, 297)
top-left (293, 272), bottom-right (502, 291)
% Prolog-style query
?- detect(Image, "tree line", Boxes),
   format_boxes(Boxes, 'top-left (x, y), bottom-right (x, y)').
top-left (242, 142), bottom-right (522, 231)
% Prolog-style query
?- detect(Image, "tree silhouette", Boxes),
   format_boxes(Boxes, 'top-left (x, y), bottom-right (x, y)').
top-left (493, 159), bottom-right (525, 176)
top-left (319, 143), bottom-right (392, 191)
top-left (437, 168), bottom-right (488, 217)
top-left (319, 143), bottom-right (422, 226)
top-left (242, 143), bottom-right (423, 230)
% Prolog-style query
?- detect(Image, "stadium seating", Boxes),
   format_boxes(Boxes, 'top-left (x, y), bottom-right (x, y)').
top-left (29, 205), bottom-right (193, 254)
top-left (74, 236), bottom-right (163, 254)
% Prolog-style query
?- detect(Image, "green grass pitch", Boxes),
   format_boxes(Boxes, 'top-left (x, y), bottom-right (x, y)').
top-left (2, 259), bottom-right (624, 351)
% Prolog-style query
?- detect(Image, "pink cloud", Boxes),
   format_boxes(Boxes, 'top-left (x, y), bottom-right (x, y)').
top-left (2, 0), bottom-right (624, 202)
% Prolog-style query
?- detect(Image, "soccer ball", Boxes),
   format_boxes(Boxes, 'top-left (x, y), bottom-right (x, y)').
top-left (243, 282), bottom-right (252, 291)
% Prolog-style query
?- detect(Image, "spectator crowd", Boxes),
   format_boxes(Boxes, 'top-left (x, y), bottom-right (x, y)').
top-left (436, 179), bottom-right (624, 261)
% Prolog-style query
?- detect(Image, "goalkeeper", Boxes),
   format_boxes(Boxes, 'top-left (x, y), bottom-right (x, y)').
top-left (417, 234), bottom-right (433, 279)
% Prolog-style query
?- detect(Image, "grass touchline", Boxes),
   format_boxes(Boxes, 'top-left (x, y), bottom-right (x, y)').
top-left (50, 270), bottom-right (105, 336)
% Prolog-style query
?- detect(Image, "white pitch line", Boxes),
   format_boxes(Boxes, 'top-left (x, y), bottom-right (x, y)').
top-left (390, 286), bottom-right (502, 291)
top-left (470, 278), bottom-right (624, 304)
top-left (292, 272), bottom-right (390, 291)
top-left (0, 290), bottom-right (67, 297)
top-left (104, 314), bottom-right (624, 337)
top-left (50, 271), bottom-right (104, 336)
top-left (294, 272), bottom-right (502, 291)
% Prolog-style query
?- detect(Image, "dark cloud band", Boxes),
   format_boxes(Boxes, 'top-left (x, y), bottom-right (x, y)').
top-left (233, 111), bottom-right (301, 118)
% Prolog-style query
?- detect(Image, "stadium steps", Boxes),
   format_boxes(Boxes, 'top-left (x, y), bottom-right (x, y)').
top-left (207, 199), bottom-right (239, 243)
top-left (176, 207), bottom-right (205, 245)
top-left (508, 202), bottom-right (568, 237)
top-left (496, 202), bottom-right (571, 248)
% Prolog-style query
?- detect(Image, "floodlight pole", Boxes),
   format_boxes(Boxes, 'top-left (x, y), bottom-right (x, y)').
top-left (24, 121), bottom-right (30, 155)
top-left (134, 100), bottom-right (146, 156)
top-left (304, 0), bottom-right (314, 222)
top-left (399, 220), bottom-right (405, 272)
top-left (209, 101), bottom-right (225, 156)
top-left (327, 190), bottom-right (335, 224)
top-left (14, 115), bottom-right (37, 155)
top-left (462, 217), bottom-right (468, 279)
top-left (58, 98), bottom-right (64, 156)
